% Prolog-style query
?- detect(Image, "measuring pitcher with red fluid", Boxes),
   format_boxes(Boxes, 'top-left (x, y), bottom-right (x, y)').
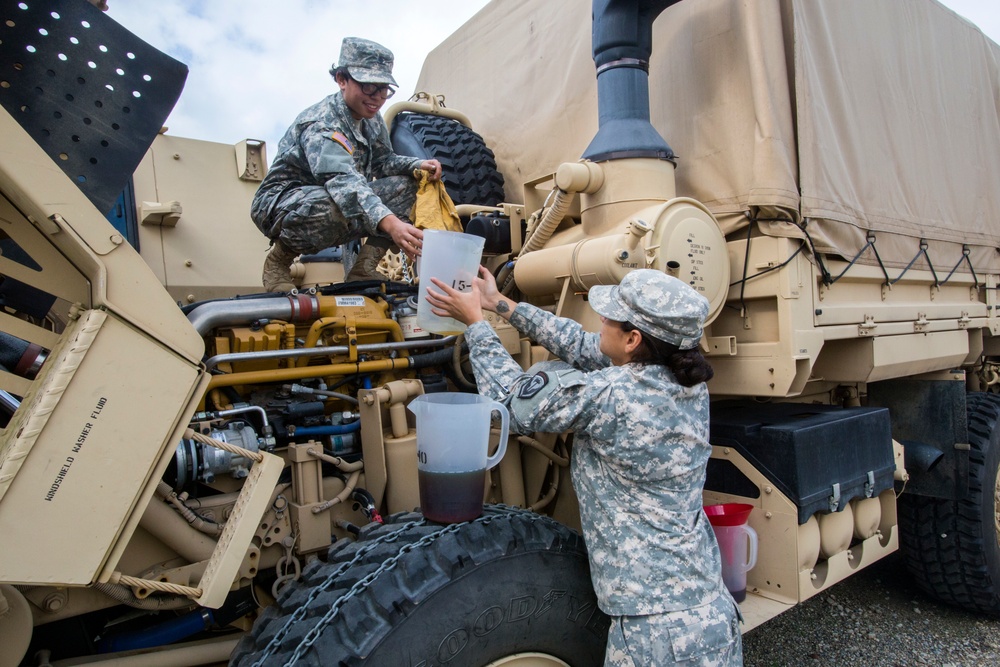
top-left (704, 503), bottom-right (759, 603)
top-left (408, 393), bottom-right (509, 523)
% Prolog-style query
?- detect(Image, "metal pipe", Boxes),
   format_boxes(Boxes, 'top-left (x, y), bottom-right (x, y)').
top-left (207, 346), bottom-right (459, 389)
top-left (583, 0), bottom-right (682, 161)
top-left (139, 498), bottom-right (217, 563)
top-left (297, 318), bottom-right (405, 367)
top-left (201, 404), bottom-right (272, 435)
top-left (0, 389), bottom-right (21, 412)
top-left (186, 294), bottom-right (319, 336)
top-left (204, 335), bottom-right (457, 371)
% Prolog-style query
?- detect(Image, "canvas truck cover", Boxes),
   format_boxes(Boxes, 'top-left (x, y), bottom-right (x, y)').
top-left (415, 0), bottom-right (1000, 274)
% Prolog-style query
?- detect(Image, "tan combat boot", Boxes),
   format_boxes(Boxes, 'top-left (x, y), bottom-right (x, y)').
top-left (345, 243), bottom-right (389, 282)
top-left (262, 240), bottom-right (298, 292)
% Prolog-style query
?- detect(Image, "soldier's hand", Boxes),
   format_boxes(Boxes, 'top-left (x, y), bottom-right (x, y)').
top-left (420, 159), bottom-right (443, 181)
top-left (475, 266), bottom-right (516, 319)
top-left (378, 215), bottom-right (423, 260)
top-left (426, 277), bottom-right (484, 325)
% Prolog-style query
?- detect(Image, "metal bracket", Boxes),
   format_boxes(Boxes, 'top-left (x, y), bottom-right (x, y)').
top-left (864, 470), bottom-right (876, 498)
top-left (140, 200), bottom-right (182, 226)
top-left (236, 139), bottom-right (267, 182)
top-left (828, 482), bottom-right (841, 512)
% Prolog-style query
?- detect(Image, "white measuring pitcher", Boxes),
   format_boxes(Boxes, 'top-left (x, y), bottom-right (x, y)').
top-left (416, 229), bottom-right (485, 335)
top-left (407, 393), bottom-right (509, 523)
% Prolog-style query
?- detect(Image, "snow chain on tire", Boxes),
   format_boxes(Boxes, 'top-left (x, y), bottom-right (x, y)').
top-left (231, 505), bottom-right (609, 666)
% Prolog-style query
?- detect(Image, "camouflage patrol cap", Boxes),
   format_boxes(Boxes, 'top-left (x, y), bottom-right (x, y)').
top-left (335, 37), bottom-right (398, 86)
top-left (588, 270), bottom-right (709, 350)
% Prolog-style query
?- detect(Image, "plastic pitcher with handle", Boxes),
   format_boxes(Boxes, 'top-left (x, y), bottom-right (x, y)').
top-left (416, 229), bottom-right (485, 335)
top-left (704, 503), bottom-right (759, 603)
top-left (407, 393), bottom-right (509, 523)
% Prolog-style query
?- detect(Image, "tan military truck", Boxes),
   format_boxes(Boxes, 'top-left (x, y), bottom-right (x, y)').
top-left (1, 0), bottom-right (999, 665)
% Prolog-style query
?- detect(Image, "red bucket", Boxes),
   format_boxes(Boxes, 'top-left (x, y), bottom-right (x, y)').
top-left (704, 503), bottom-right (754, 527)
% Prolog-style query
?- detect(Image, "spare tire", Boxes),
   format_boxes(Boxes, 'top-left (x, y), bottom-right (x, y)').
top-left (231, 505), bottom-right (609, 666)
top-left (391, 113), bottom-right (506, 207)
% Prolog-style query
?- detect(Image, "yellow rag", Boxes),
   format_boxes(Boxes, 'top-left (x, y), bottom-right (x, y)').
top-left (411, 169), bottom-right (463, 232)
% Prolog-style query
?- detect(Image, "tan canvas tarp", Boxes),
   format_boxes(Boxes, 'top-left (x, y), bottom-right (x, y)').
top-left (415, 0), bottom-right (1000, 273)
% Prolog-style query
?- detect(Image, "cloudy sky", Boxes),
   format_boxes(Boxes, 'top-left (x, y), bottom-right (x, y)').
top-left (104, 0), bottom-right (999, 162)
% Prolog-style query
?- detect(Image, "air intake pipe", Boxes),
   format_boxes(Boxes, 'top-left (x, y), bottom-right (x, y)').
top-left (583, 0), bottom-right (682, 162)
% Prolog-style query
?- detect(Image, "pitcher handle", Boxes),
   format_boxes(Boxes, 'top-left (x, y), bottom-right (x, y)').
top-left (743, 525), bottom-right (758, 571)
top-left (485, 402), bottom-right (509, 468)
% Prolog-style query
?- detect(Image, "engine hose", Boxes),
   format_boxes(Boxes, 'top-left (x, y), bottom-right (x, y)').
top-left (518, 435), bottom-right (570, 466)
top-left (156, 481), bottom-right (223, 537)
top-left (408, 345), bottom-right (461, 370)
top-left (287, 384), bottom-right (359, 405)
top-left (518, 188), bottom-right (575, 257)
top-left (528, 440), bottom-right (569, 512)
top-left (494, 260), bottom-right (513, 285)
top-left (312, 470), bottom-right (361, 513)
top-left (451, 334), bottom-right (478, 391)
top-left (500, 267), bottom-right (519, 297)
top-left (495, 261), bottom-right (519, 298)
top-left (292, 421), bottom-right (362, 438)
top-left (351, 488), bottom-right (383, 523)
top-left (98, 608), bottom-right (215, 653)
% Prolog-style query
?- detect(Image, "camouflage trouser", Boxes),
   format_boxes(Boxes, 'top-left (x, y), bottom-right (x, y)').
top-left (605, 593), bottom-right (743, 666)
top-left (254, 175), bottom-right (418, 255)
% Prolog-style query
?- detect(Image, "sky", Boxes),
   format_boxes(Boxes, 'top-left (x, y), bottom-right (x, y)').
top-left (105, 0), bottom-right (494, 160)
top-left (103, 0), bottom-right (1000, 163)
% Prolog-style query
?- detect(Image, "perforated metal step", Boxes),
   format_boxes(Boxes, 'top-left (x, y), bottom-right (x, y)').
top-left (0, 0), bottom-right (187, 214)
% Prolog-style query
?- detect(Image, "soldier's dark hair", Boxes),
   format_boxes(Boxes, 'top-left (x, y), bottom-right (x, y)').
top-left (620, 321), bottom-right (714, 387)
top-left (330, 66), bottom-right (350, 81)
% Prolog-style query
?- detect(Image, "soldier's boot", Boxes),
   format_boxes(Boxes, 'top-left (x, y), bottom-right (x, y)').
top-left (345, 243), bottom-right (389, 282)
top-left (262, 240), bottom-right (298, 293)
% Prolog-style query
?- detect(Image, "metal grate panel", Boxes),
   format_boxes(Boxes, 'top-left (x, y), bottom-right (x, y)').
top-left (0, 0), bottom-right (187, 214)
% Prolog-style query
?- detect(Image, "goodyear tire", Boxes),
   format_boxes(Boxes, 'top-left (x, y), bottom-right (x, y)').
top-left (390, 113), bottom-right (505, 207)
top-left (897, 391), bottom-right (1000, 614)
top-left (231, 505), bottom-right (609, 666)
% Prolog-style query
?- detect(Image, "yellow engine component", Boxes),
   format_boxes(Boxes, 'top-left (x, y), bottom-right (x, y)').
top-left (208, 294), bottom-right (403, 378)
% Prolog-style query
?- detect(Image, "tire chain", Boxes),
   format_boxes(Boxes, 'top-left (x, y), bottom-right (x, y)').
top-left (249, 505), bottom-right (552, 667)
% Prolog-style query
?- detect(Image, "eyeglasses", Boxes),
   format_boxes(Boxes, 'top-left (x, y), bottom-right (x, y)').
top-left (354, 79), bottom-right (396, 99)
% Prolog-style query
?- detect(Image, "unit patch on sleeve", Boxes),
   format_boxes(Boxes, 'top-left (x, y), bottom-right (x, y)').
top-left (517, 371), bottom-right (549, 399)
top-left (330, 131), bottom-right (354, 154)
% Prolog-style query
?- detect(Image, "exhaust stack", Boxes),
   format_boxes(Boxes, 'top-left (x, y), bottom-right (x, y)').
top-left (583, 0), bottom-right (681, 162)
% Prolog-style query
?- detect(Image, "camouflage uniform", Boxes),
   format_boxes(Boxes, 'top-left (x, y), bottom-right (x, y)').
top-left (250, 90), bottom-right (423, 255)
top-left (464, 271), bottom-right (742, 666)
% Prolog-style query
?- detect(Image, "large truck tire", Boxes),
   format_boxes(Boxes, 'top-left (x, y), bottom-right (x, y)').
top-left (231, 505), bottom-right (609, 666)
top-left (897, 391), bottom-right (1000, 614)
top-left (391, 113), bottom-right (506, 207)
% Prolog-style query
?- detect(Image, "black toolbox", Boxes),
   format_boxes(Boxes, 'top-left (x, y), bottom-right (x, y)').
top-left (707, 401), bottom-right (894, 523)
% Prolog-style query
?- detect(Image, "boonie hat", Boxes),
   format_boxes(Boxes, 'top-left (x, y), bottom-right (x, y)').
top-left (588, 270), bottom-right (709, 350)
top-left (335, 37), bottom-right (397, 86)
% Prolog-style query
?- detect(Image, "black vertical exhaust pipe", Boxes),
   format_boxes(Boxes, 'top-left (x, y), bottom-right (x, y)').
top-left (583, 0), bottom-right (682, 162)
